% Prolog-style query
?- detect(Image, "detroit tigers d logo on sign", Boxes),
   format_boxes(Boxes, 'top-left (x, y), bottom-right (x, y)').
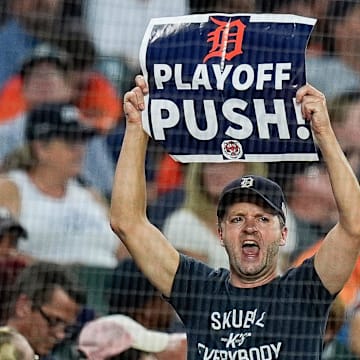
top-left (203, 17), bottom-right (246, 63)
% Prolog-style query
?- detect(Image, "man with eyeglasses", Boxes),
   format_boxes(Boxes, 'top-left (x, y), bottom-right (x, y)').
top-left (3, 261), bottom-right (86, 359)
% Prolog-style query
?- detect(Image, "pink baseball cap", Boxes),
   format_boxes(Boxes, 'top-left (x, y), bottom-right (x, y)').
top-left (77, 315), bottom-right (170, 359)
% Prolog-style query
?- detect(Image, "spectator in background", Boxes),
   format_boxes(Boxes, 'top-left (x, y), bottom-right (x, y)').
top-left (329, 91), bottom-right (360, 180)
top-left (0, 207), bottom-right (30, 262)
top-left (53, 21), bottom-right (123, 135)
top-left (281, 162), bottom-right (338, 266)
top-left (0, 43), bottom-right (72, 123)
top-left (306, 0), bottom-right (360, 100)
top-left (0, 25), bottom-right (122, 133)
top-left (0, 326), bottom-right (37, 360)
top-left (163, 162), bottom-right (268, 269)
top-left (321, 296), bottom-right (357, 360)
top-left (0, 0), bottom-right (64, 89)
top-left (53, 22), bottom-right (124, 196)
top-left (3, 261), bottom-right (86, 359)
top-left (0, 207), bottom-right (31, 323)
top-left (0, 43), bottom-right (118, 196)
top-left (0, 103), bottom-right (122, 268)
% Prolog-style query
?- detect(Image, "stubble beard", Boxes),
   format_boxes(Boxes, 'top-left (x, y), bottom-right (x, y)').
top-left (227, 238), bottom-right (280, 280)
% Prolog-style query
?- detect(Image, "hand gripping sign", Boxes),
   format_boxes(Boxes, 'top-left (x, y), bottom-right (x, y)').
top-left (139, 13), bottom-right (318, 162)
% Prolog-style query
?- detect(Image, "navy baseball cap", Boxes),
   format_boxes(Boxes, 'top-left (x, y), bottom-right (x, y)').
top-left (25, 103), bottom-right (96, 142)
top-left (217, 175), bottom-right (287, 223)
top-left (0, 207), bottom-right (27, 239)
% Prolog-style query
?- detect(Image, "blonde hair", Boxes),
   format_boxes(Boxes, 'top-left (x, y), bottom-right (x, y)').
top-left (1, 145), bottom-right (37, 173)
top-left (0, 327), bottom-right (27, 360)
top-left (184, 162), bottom-right (268, 225)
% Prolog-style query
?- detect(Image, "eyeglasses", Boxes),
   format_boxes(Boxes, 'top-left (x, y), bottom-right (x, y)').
top-left (35, 306), bottom-right (69, 330)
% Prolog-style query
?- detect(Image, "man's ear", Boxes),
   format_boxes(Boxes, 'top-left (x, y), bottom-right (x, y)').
top-left (279, 226), bottom-right (288, 247)
top-left (14, 294), bottom-right (32, 318)
top-left (218, 225), bottom-right (224, 247)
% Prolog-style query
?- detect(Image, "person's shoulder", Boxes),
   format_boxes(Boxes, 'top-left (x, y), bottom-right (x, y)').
top-left (86, 72), bottom-right (116, 88)
top-left (67, 179), bottom-right (110, 208)
top-left (0, 75), bottom-right (25, 122)
top-left (0, 169), bottom-right (23, 182)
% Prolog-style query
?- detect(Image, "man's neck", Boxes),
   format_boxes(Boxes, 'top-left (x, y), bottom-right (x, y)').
top-left (229, 268), bottom-right (279, 288)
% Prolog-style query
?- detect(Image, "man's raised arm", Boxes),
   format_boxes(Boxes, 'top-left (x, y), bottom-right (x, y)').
top-left (110, 75), bottom-right (180, 297)
top-left (297, 84), bottom-right (360, 295)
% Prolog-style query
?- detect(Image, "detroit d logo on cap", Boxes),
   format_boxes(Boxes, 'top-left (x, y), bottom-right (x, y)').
top-left (240, 177), bottom-right (255, 188)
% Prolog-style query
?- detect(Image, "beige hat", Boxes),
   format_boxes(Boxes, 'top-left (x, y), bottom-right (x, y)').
top-left (77, 315), bottom-right (170, 359)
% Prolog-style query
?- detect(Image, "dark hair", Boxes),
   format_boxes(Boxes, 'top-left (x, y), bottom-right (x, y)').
top-left (55, 21), bottom-right (97, 71)
top-left (8, 261), bottom-right (86, 314)
top-left (109, 258), bottom-right (160, 316)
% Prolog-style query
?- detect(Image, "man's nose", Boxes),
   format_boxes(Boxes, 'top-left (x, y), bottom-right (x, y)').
top-left (243, 217), bottom-right (257, 232)
top-left (52, 326), bottom-right (67, 341)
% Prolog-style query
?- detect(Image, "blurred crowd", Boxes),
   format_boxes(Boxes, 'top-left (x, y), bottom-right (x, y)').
top-left (0, 0), bottom-right (359, 359)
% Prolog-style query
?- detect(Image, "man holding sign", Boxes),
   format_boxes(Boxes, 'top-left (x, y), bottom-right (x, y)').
top-left (110, 74), bottom-right (360, 359)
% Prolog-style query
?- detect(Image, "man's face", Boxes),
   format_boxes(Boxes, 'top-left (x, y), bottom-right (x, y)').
top-left (36, 138), bottom-right (87, 179)
top-left (26, 287), bottom-right (79, 355)
top-left (23, 62), bottom-right (72, 107)
top-left (219, 202), bottom-right (287, 286)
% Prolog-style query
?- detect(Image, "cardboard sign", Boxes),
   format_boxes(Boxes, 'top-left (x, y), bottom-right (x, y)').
top-left (140, 13), bottom-right (318, 162)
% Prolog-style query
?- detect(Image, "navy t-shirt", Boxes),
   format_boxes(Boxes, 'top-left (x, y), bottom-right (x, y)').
top-left (168, 255), bottom-right (335, 359)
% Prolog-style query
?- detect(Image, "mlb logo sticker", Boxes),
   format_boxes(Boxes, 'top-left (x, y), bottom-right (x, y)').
top-left (222, 140), bottom-right (243, 160)
top-left (140, 13), bottom-right (318, 163)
